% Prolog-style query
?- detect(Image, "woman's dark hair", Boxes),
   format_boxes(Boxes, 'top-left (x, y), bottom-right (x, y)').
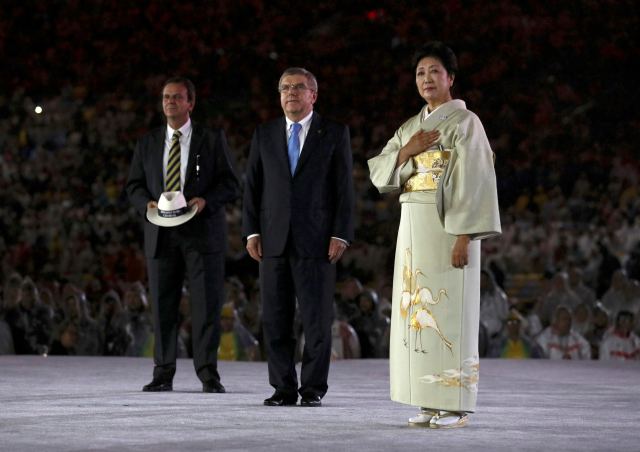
top-left (413, 41), bottom-right (458, 76)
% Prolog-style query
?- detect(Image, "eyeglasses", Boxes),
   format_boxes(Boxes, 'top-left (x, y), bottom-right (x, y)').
top-left (278, 83), bottom-right (313, 94)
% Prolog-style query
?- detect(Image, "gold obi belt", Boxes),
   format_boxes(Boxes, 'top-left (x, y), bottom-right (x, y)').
top-left (403, 148), bottom-right (452, 192)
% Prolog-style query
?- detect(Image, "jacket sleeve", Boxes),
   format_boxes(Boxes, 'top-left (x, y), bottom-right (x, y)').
top-left (125, 137), bottom-right (153, 217)
top-left (202, 128), bottom-right (240, 212)
top-left (331, 124), bottom-right (355, 243)
top-left (241, 127), bottom-right (263, 239)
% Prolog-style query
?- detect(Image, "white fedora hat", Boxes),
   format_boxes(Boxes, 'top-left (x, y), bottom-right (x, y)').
top-left (146, 191), bottom-right (197, 227)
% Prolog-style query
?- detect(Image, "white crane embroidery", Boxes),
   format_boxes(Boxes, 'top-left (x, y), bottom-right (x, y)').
top-left (400, 248), bottom-right (453, 353)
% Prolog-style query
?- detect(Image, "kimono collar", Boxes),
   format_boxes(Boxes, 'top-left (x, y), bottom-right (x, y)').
top-left (421, 99), bottom-right (467, 122)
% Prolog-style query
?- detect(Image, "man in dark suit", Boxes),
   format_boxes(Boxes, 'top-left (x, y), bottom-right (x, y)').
top-left (242, 67), bottom-right (354, 407)
top-left (126, 77), bottom-right (239, 392)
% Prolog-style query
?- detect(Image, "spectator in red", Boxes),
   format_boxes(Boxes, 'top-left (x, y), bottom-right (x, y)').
top-left (599, 311), bottom-right (640, 361)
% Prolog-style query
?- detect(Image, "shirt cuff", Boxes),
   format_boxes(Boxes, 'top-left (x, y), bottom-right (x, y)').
top-left (247, 233), bottom-right (260, 240)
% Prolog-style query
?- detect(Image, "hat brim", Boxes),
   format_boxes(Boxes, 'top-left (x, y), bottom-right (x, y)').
top-left (146, 204), bottom-right (198, 227)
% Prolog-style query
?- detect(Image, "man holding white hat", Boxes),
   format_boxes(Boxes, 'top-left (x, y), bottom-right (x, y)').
top-left (126, 76), bottom-right (239, 393)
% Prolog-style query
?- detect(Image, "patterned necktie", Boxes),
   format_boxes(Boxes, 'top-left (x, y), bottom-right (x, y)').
top-left (165, 130), bottom-right (182, 191)
top-left (288, 122), bottom-right (302, 175)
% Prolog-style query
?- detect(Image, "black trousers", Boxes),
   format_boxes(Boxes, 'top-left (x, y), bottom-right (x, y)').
top-left (147, 228), bottom-right (224, 383)
top-left (260, 247), bottom-right (335, 398)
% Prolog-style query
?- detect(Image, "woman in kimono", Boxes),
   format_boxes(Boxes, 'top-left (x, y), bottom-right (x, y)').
top-left (368, 41), bottom-right (501, 428)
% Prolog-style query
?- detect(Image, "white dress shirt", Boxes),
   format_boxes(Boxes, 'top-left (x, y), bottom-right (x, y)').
top-left (285, 110), bottom-right (313, 154)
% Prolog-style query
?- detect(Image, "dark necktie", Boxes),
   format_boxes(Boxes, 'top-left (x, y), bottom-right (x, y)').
top-left (165, 130), bottom-right (182, 191)
top-left (288, 123), bottom-right (302, 175)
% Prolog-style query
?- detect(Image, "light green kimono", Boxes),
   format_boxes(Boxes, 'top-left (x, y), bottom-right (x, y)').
top-left (368, 99), bottom-right (501, 412)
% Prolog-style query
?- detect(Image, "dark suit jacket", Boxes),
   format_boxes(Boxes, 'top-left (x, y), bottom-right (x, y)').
top-left (126, 123), bottom-right (239, 258)
top-left (242, 112), bottom-right (354, 258)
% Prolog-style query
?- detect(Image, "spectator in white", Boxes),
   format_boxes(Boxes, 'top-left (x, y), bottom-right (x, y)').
top-left (330, 311), bottom-right (361, 360)
top-left (572, 302), bottom-right (592, 337)
top-left (601, 270), bottom-right (640, 318)
top-left (480, 270), bottom-right (510, 339)
top-left (599, 311), bottom-right (640, 361)
top-left (568, 267), bottom-right (596, 307)
top-left (520, 297), bottom-right (543, 338)
top-left (537, 305), bottom-right (591, 360)
top-left (536, 271), bottom-right (582, 327)
top-left (302, 305), bottom-right (361, 360)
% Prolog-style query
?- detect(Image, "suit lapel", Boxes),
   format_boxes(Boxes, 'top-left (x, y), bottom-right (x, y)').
top-left (294, 112), bottom-right (323, 177)
top-left (185, 123), bottom-right (203, 188)
top-left (269, 117), bottom-right (290, 176)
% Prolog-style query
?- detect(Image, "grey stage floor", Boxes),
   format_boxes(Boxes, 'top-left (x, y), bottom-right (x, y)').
top-left (0, 356), bottom-right (639, 451)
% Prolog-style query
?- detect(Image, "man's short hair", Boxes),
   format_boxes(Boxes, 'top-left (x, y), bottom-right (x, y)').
top-left (162, 76), bottom-right (196, 102)
top-left (278, 67), bottom-right (318, 92)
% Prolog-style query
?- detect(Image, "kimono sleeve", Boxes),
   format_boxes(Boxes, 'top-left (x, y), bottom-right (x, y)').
top-left (439, 113), bottom-right (501, 240)
top-left (368, 126), bottom-right (415, 194)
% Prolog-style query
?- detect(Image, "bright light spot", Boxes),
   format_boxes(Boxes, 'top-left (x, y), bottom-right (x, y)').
top-left (35, 106), bottom-right (43, 114)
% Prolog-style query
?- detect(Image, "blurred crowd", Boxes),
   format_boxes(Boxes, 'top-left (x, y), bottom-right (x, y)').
top-left (1, 1), bottom-right (639, 362)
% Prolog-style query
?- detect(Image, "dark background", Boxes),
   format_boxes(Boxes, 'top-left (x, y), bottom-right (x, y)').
top-left (1, 0), bottom-right (638, 357)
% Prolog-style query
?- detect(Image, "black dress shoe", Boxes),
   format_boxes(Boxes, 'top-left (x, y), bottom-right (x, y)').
top-left (300, 394), bottom-right (321, 407)
top-left (264, 392), bottom-right (297, 406)
top-left (142, 379), bottom-right (173, 392)
top-left (203, 380), bottom-right (226, 393)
